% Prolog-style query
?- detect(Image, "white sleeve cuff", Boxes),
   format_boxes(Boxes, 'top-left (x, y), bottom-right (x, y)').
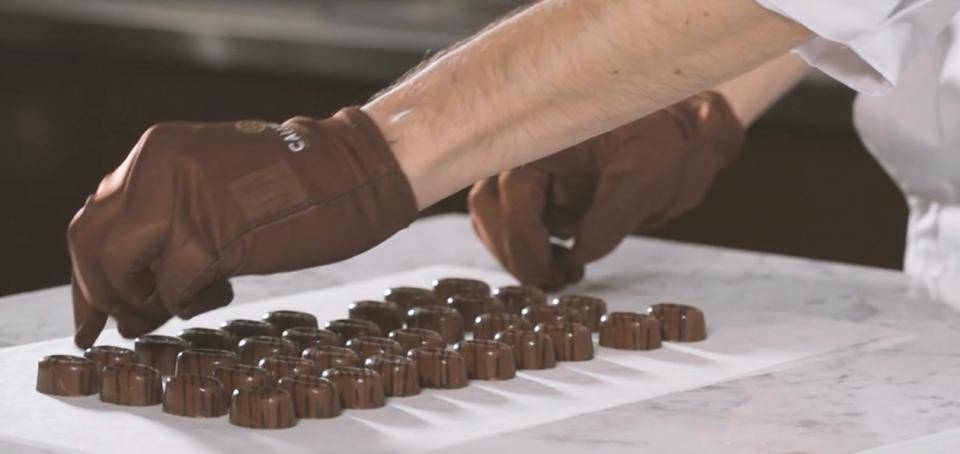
top-left (754, 0), bottom-right (958, 95)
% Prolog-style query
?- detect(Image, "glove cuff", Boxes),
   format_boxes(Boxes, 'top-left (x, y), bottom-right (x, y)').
top-left (333, 107), bottom-right (420, 230)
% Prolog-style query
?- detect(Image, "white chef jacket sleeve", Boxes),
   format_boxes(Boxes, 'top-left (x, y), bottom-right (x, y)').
top-left (753, 0), bottom-right (960, 94)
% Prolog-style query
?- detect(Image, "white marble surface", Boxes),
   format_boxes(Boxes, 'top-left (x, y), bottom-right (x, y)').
top-left (2, 214), bottom-right (959, 453)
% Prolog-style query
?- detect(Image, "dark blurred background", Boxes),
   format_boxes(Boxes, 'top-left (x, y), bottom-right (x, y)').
top-left (0, 0), bottom-right (907, 297)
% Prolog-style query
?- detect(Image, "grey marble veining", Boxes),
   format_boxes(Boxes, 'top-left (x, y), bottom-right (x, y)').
top-left (2, 214), bottom-right (958, 453)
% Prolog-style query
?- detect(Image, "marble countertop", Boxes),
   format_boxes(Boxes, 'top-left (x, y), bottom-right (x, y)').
top-left (2, 214), bottom-right (957, 453)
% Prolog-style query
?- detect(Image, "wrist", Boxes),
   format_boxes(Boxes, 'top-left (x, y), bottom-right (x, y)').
top-left (362, 101), bottom-right (444, 210)
top-left (713, 52), bottom-right (810, 127)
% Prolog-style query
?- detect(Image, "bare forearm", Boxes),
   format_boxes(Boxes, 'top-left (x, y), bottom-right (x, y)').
top-left (364, 0), bottom-right (812, 208)
top-left (715, 52), bottom-right (811, 127)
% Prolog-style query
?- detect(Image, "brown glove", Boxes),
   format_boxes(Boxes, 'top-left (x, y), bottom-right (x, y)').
top-left (68, 108), bottom-right (418, 348)
top-left (468, 92), bottom-right (743, 291)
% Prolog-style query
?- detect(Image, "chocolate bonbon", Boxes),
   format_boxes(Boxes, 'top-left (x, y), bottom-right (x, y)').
top-left (176, 348), bottom-right (237, 377)
top-left (229, 386), bottom-right (297, 429)
top-left (237, 336), bottom-right (297, 366)
top-left (407, 347), bottom-right (468, 389)
top-left (493, 328), bottom-right (557, 370)
top-left (454, 340), bottom-right (517, 380)
top-left (345, 336), bottom-right (404, 360)
top-left (406, 306), bottom-right (464, 343)
top-left (535, 321), bottom-right (594, 361)
top-left (99, 363), bottom-right (163, 406)
top-left (220, 319), bottom-right (279, 346)
top-left (282, 327), bottom-right (341, 353)
top-left (383, 286), bottom-right (440, 311)
top-left (178, 328), bottom-right (234, 351)
top-left (258, 356), bottom-right (316, 380)
top-left (84, 345), bottom-right (138, 375)
top-left (302, 345), bottom-right (361, 371)
top-left (433, 277), bottom-right (490, 303)
top-left (348, 300), bottom-right (404, 334)
top-left (447, 294), bottom-right (505, 331)
top-left (646, 303), bottom-right (707, 342)
top-left (279, 375), bottom-right (341, 419)
top-left (493, 285), bottom-right (548, 314)
top-left (599, 312), bottom-right (662, 350)
top-left (214, 364), bottom-right (276, 391)
top-left (324, 319), bottom-right (382, 344)
top-left (522, 305), bottom-right (583, 326)
top-left (262, 310), bottom-right (318, 333)
top-left (322, 367), bottom-right (386, 409)
top-left (473, 313), bottom-right (530, 340)
top-left (163, 374), bottom-right (229, 417)
top-left (364, 354), bottom-right (421, 397)
top-left (553, 295), bottom-right (607, 332)
top-left (135, 335), bottom-right (187, 376)
top-left (36, 355), bottom-right (98, 396)
top-left (388, 328), bottom-right (446, 353)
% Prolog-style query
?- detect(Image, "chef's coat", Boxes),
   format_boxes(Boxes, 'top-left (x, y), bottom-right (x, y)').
top-left (755, 0), bottom-right (960, 304)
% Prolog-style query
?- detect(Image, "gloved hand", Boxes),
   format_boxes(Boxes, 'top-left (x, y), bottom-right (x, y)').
top-left (68, 108), bottom-right (418, 348)
top-left (468, 92), bottom-right (743, 291)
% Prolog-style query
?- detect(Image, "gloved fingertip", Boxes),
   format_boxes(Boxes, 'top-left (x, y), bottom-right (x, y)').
top-left (73, 309), bottom-right (108, 349)
top-left (539, 279), bottom-right (565, 293)
top-left (564, 262), bottom-right (585, 285)
top-left (116, 315), bottom-right (160, 339)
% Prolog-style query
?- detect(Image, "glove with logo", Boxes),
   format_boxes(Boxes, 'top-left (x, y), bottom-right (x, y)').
top-left (68, 108), bottom-right (418, 348)
top-left (468, 92), bottom-right (743, 291)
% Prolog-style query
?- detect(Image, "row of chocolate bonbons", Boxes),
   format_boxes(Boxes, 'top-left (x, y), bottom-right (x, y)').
top-left (37, 278), bottom-right (705, 428)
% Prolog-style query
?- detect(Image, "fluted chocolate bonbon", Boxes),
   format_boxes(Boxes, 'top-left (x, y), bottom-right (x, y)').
top-left (535, 321), bottom-right (594, 361)
top-left (220, 319), bottom-right (279, 346)
top-left (364, 354), bottom-right (420, 397)
top-left (599, 312), bottom-right (662, 350)
top-left (345, 336), bottom-right (404, 360)
top-left (262, 310), bottom-right (318, 333)
top-left (237, 336), bottom-right (297, 365)
top-left (282, 327), bottom-right (341, 353)
top-left (454, 340), bottom-right (517, 380)
top-left (388, 328), bottom-right (446, 353)
top-left (279, 375), bottom-right (341, 419)
top-left (522, 305), bottom-right (583, 326)
top-left (135, 335), bottom-right (187, 376)
top-left (554, 295), bottom-right (607, 332)
top-left (383, 286), bottom-right (439, 311)
top-left (163, 374), bottom-right (229, 417)
top-left (646, 303), bottom-right (707, 342)
top-left (348, 300), bottom-right (404, 334)
top-left (100, 363), bottom-right (163, 406)
top-left (84, 345), bottom-right (137, 375)
top-left (433, 277), bottom-right (490, 303)
top-left (324, 319), bottom-right (382, 344)
top-left (259, 356), bottom-right (316, 380)
top-left (407, 347), bottom-right (468, 389)
top-left (494, 328), bottom-right (557, 370)
top-left (473, 313), bottom-right (530, 340)
top-left (178, 328), bottom-right (234, 351)
top-left (322, 367), bottom-right (385, 409)
top-left (493, 285), bottom-right (548, 314)
top-left (229, 386), bottom-right (297, 429)
top-left (214, 364), bottom-right (276, 391)
top-left (302, 345), bottom-right (361, 371)
top-left (36, 355), bottom-right (98, 396)
top-left (176, 348), bottom-right (237, 377)
top-left (447, 294), bottom-right (505, 331)
top-left (406, 306), bottom-right (464, 343)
